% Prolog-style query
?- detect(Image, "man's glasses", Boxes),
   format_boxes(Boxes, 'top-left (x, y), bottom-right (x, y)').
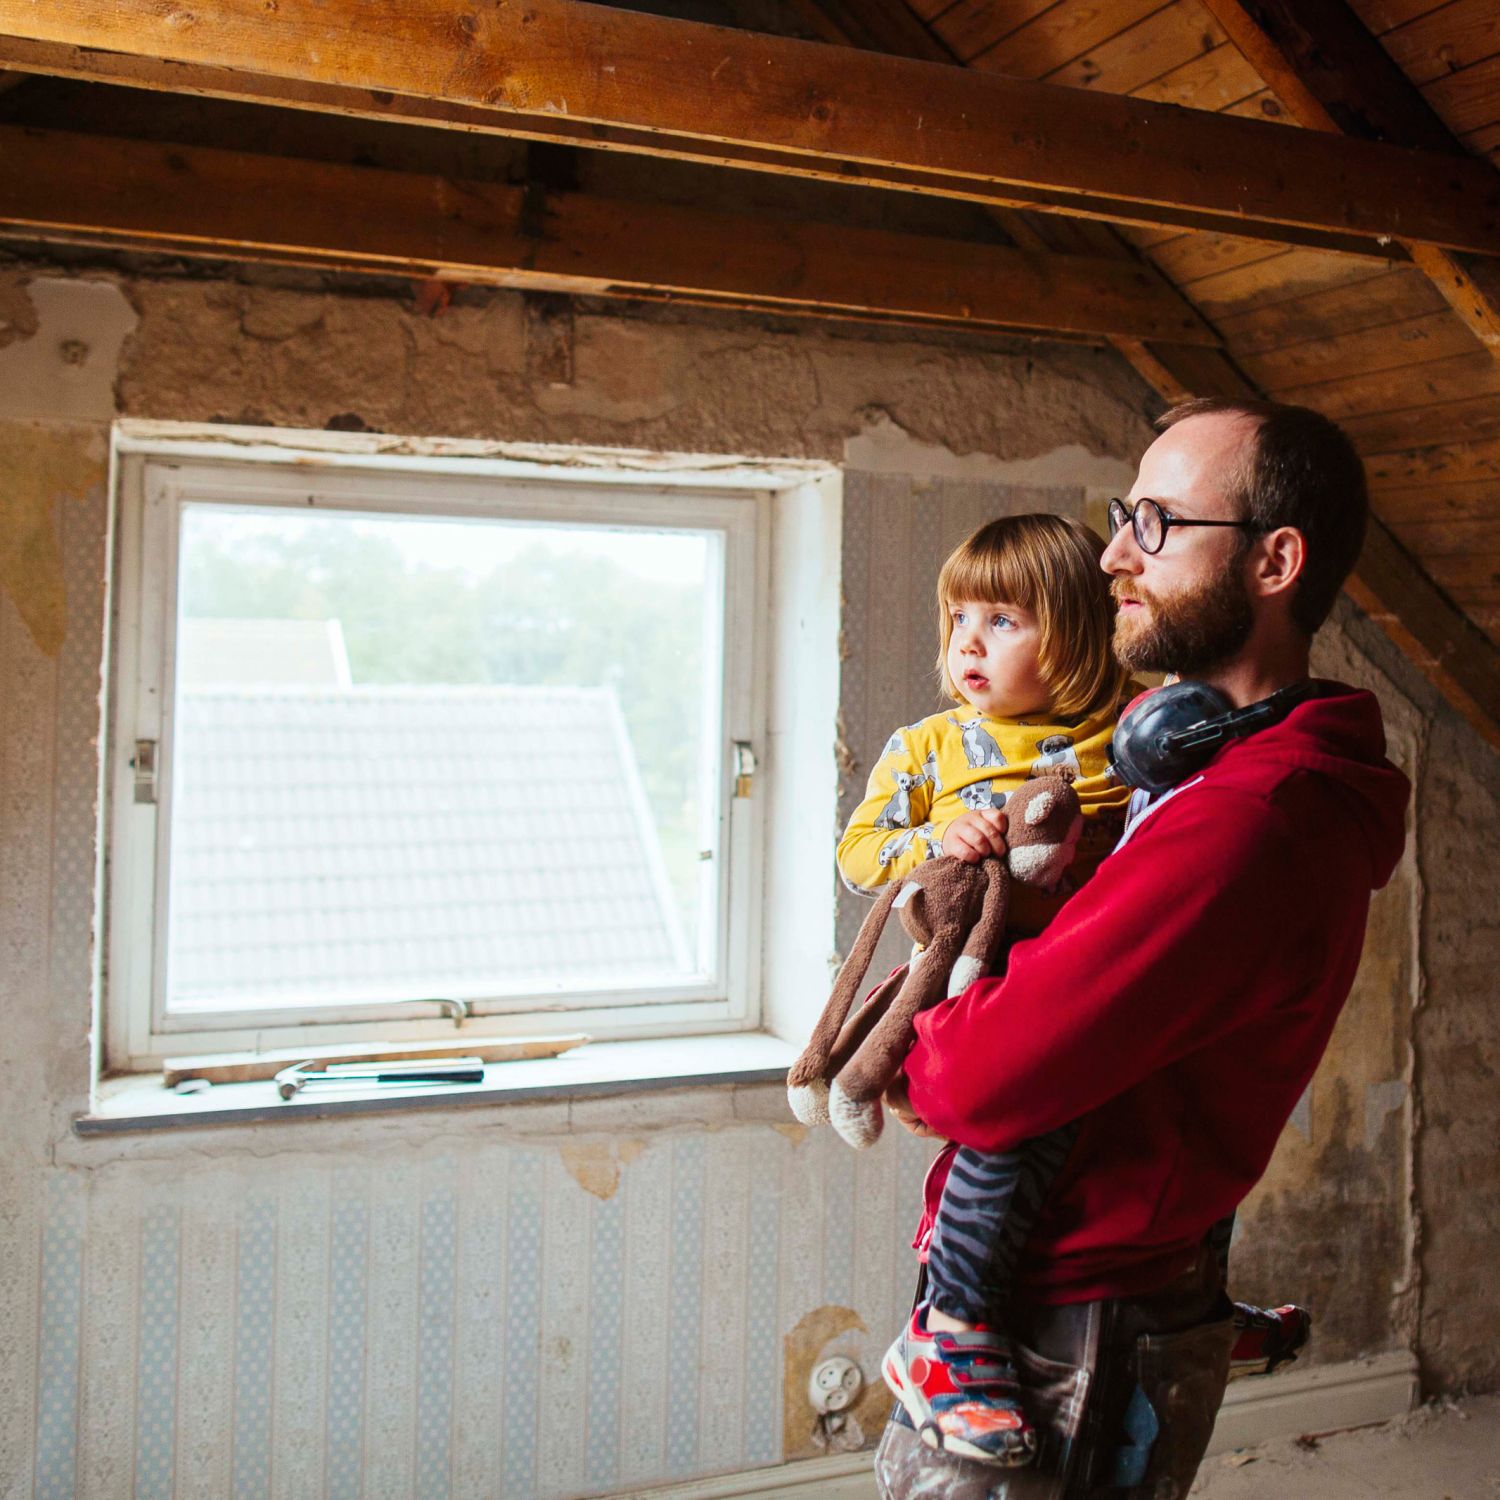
top-left (1107, 497), bottom-right (1265, 556)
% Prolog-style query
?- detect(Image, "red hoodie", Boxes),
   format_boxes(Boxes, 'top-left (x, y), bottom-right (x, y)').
top-left (902, 683), bottom-right (1410, 1304)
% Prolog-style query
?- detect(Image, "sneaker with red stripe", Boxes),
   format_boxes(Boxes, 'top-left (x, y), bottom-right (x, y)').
top-left (882, 1306), bottom-right (1037, 1466)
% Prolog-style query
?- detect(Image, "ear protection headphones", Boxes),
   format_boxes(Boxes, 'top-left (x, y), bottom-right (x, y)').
top-left (1109, 679), bottom-right (1322, 796)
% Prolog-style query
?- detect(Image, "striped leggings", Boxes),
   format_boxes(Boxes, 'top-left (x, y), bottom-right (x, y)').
top-left (926, 1123), bottom-right (1080, 1326)
top-left (927, 1128), bottom-right (1239, 1327)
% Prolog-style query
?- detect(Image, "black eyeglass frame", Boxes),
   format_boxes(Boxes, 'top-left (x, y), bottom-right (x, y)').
top-left (1107, 497), bottom-right (1266, 556)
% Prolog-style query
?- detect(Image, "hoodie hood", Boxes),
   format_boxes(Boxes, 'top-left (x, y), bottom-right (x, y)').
top-left (1208, 681), bottom-right (1410, 890)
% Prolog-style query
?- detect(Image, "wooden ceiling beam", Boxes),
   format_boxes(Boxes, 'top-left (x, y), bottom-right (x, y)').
top-left (2, 1), bottom-right (1499, 256)
top-left (1199, 0), bottom-right (1500, 354)
top-left (0, 125), bottom-right (1222, 346)
top-left (0, 38), bottom-right (1400, 261)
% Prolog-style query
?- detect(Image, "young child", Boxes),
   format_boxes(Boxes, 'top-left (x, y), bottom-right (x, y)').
top-left (838, 514), bottom-right (1133, 1467)
top-left (840, 514), bottom-right (1305, 1467)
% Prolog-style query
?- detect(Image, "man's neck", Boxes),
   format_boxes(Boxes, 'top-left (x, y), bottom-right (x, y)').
top-left (1191, 640), bottom-right (1312, 710)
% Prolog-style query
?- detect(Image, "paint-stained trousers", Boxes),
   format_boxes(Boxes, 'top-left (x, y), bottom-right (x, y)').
top-left (874, 1246), bottom-right (1235, 1500)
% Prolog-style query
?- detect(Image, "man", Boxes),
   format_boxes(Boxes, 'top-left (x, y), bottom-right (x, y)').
top-left (875, 399), bottom-right (1411, 1499)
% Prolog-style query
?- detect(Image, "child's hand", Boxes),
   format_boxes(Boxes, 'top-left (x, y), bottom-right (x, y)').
top-left (884, 1075), bottom-right (943, 1140)
top-left (937, 809), bottom-right (1009, 863)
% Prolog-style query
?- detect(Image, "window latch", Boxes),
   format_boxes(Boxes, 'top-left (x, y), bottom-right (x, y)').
top-left (733, 740), bottom-right (757, 799)
top-left (133, 739), bottom-right (158, 804)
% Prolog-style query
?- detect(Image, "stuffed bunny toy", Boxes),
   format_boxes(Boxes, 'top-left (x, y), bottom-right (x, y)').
top-left (787, 775), bottom-right (1083, 1148)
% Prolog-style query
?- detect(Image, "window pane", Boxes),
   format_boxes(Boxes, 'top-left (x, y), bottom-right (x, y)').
top-left (165, 500), bottom-right (721, 1014)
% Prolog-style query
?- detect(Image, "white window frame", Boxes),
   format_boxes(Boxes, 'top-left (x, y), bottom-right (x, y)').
top-left (103, 424), bottom-right (798, 1072)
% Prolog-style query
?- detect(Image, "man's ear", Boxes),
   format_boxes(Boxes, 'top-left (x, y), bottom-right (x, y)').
top-left (1249, 525), bottom-right (1306, 603)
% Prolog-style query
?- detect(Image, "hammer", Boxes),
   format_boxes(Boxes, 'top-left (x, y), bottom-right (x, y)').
top-left (275, 1058), bottom-right (485, 1100)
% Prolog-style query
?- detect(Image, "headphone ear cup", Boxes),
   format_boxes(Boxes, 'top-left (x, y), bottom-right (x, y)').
top-left (1111, 682), bottom-right (1235, 795)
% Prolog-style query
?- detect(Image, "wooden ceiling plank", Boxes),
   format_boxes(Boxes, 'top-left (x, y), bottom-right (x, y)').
top-left (971, 0), bottom-right (1166, 79)
top-left (1199, 0), bottom-right (1500, 359)
top-left (785, 0), bottom-right (953, 60)
top-left (1392, 519), bottom-right (1500, 563)
top-left (1345, 391), bottom-right (1500, 453)
top-left (1378, 0), bottom-right (1500, 89)
top-left (1188, 245), bottom-right (1397, 320)
top-left (1347, 0), bottom-right (1452, 37)
top-left (1244, 308), bottom-right (1483, 391)
top-left (1221, 86), bottom-right (1294, 123)
top-left (1277, 348), bottom-right (1500, 420)
top-left (1417, 552), bottom-right (1500, 598)
top-left (1214, 266), bottom-right (1448, 354)
top-left (909, 0), bottom-right (965, 22)
top-left (1372, 478), bottom-right (1500, 524)
top-left (5, 11), bottom-right (1488, 258)
top-left (1471, 604), bottom-right (1500, 642)
top-left (0, 124), bottom-right (1226, 344)
top-left (1130, 39), bottom-right (1267, 112)
top-left (1422, 52), bottom-right (1500, 137)
top-left (1149, 232), bottom-right (1309, 286)
top-left (1045, 2), bottom-right (1226, 94)
top-left (1463, 119), bottom-right (1500, 158)
top-left (1366, 434), bottom-right (1500, 487)
top-left (930, 0), bottom-right (1055, 62)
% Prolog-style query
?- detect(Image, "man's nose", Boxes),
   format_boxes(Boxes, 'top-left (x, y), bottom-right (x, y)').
top-left (1101, 523), bottom-right (1141, 576)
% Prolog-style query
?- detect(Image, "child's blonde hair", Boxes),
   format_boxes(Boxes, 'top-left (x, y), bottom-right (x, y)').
top-left (936, 513), bottom-right (1127, 720)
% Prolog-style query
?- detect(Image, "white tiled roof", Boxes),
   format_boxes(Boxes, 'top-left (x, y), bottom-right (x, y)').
top-left (165, 684), bottom-right (692, 1011)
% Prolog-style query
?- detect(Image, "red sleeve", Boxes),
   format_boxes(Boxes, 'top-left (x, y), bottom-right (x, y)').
top-left (902, 787), bottom-right (1307, 1152)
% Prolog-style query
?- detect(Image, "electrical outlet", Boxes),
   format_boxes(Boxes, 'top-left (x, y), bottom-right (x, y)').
top-left (808, 1355), bottom-right (863, 1415)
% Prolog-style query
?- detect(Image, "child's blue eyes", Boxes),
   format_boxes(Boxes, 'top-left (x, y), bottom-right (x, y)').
top-left (952, 611), bottom-right (1015, 630)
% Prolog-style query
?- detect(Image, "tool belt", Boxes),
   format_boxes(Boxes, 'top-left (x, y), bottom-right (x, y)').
top-left (874, 1250), bottom-right (1235, 1500)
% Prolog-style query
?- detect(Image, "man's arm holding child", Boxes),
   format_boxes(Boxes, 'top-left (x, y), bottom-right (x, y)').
top-left (902, 789), bottom-right (1312, 1151)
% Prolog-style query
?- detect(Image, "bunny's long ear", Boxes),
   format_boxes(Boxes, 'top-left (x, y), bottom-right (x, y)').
top-left (946, 859), bottom-right (1011, 998)
top-left (787, 878), bottom-right (904, 1125)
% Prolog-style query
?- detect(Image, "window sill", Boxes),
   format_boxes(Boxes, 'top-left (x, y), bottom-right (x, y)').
top-left (77, 1031), bottom-right (798, 1135)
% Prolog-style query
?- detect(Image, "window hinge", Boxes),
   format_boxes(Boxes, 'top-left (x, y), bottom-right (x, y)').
top-left (133, 739), bottom-right (158, 804)
top-left (733, 740), bottom-right (757, 799)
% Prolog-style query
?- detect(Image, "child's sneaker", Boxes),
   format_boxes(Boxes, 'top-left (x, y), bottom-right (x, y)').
top-left (1228, 1302), bottom-right (1310, 1380)
top-left (882, 1306), bottom-right (1037, 1466)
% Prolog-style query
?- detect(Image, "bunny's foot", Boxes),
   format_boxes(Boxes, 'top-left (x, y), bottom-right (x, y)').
top-left (787, 1078), bottom-right (831, 1126)
top-left (829, 1079), bottom-right (884, 1148)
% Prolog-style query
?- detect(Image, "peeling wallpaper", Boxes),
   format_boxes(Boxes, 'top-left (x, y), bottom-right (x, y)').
top-left (7, 1126), bottom-right (932, 1500)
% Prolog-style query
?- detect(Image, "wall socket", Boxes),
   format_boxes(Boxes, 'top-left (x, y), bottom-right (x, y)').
top-left (808, 1355), bottom-right (864, 1415)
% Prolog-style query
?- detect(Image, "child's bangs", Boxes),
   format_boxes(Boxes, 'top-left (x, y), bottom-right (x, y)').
top-left (939, 539), bottom-right (1043, 613)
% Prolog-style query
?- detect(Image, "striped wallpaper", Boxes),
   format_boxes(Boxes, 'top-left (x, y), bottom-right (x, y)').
top-left (7, 1123), bottom-right (932, 1499)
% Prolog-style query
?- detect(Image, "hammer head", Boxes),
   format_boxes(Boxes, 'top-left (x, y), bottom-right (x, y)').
top-left (274, 1061), bottom-right (313, 1100)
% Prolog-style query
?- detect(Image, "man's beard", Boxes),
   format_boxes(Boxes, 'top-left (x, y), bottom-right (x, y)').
top-left (1112, 560), bottom-right (1254, 676)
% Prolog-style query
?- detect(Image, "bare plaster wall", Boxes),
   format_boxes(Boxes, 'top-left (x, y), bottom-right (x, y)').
top-left (0, 258), bottom-right (1497, 1494)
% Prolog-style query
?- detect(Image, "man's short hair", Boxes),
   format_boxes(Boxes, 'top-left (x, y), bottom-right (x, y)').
top-left (1157, 398), bottom-right (1368, 635)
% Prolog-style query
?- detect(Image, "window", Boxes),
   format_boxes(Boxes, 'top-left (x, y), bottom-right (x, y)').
top-left (105, 433), bottom-right (777, 1068)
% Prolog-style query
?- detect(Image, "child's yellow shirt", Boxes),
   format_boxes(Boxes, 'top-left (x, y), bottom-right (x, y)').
top-left (837, 702), bottom-right (1131, 935)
